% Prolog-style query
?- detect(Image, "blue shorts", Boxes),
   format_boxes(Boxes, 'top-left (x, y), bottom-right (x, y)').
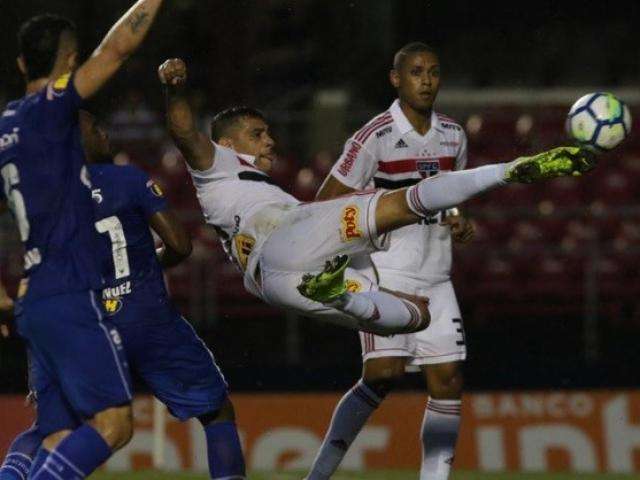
top-left (18, 291), bottom-right (132, 436)
top-left (109, 299), bottom-right (228, 421)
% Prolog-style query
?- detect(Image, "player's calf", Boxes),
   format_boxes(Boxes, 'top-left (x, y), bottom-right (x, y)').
top-left (0, 424), bottom-right (44, 480)
top-left (196, 398), bottom-right (246, 480)
top-left (332, 290), bottom-right (429, 336)
top-left (298, 257), bottom-right (430, 335)
top-left (88, 404), bottom-right (133, 451)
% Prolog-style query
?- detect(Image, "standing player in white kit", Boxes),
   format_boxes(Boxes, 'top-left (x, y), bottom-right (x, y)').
top-left (158, 57), bottom-right (593, 345)
top-left (307, 42), bottom-right (479, 480)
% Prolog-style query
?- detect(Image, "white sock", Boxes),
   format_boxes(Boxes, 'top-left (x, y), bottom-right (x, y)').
top-left (420, 398), bottom-right (462, 480)
top-left (328, 291), bottom-right (424, 335)
top-left (406, 164), bottom-right (508, 217)
top-left (307, 380), bottom-right (382, 480)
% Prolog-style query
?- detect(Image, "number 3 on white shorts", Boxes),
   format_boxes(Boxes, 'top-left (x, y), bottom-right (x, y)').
top-left (452, 318), bottom-right (466, 346)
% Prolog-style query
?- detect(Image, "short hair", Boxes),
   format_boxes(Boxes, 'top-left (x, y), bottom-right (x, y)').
top-left (210, 106), bottom-right (267, 141)
top-left (18, 14), bottom-right (77, 81)
top-left (393, 42), bottom-right (439, 70)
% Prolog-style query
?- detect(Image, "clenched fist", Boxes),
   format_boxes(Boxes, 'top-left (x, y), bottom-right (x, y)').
top-left (158, 58), bottom-right (187, 86)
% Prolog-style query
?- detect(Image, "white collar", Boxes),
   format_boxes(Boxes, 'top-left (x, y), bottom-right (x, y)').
top-left (389, 99), bottom-right (441, 136)
top-left (237, 152), bottom-right (257, 165)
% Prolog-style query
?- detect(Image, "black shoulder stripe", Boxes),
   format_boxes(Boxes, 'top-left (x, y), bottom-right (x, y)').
top-left (238, 171), bottom-right (279, 186)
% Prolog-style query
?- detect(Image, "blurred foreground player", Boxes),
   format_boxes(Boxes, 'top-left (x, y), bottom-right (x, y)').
top-left (310, 42), bottom-right (470, 480)
top-left (0, 2), bottom-right (164, 478)
top-left (0, 111), bottom-right (246, 480)
top-left (158, 58), bottom-right (595, 335)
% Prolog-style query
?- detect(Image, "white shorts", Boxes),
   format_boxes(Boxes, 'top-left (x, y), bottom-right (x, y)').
top-left (258, 190), bottom-right (387, 328)
top-left (360, 279), bottom-right (466, 368)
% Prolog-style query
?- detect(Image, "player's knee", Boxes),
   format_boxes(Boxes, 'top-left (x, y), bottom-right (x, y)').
top-left (362, 376), bottom-right (400, 399)
top-left (197, 398), bottom-right (236, 426)
top-left (426, 364), bottom-right (464, 399)
top-left (90, 404), bottom-right (133, 450)
top-left (42, 429), bottom-right (72, 451)
top-left (362, 360), bottom-right (404, 398)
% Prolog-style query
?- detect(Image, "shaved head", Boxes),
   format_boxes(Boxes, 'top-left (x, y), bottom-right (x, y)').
top-left (393, 42), bottom-right (439, 71)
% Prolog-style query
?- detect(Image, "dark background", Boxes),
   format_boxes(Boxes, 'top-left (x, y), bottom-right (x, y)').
top-left (0, 0), bottom-right (639, 394)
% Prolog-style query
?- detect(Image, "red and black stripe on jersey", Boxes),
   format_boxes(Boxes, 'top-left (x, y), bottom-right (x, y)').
top-left (373, 156), bottom-right (456, 189)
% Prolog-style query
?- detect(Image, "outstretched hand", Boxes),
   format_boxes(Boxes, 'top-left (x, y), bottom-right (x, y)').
top-left (158, 58), bottom-right (188, 86)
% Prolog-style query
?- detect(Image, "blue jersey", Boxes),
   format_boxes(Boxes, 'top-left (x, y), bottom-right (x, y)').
top-left (0, 74), bottom-right (103, 300)
top-left (90, 163), bottom-right (169, 313)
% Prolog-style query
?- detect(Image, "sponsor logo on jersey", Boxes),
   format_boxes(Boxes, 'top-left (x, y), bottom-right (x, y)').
top-left (394, 139), bottom-right (408, 149)
top-left (103, 298), bottom-right (123, 316)
top-left (0, 128), bottom-right (19, 152)
top-left (345, 279), bottom-right (362, 293)
top-left (233, 234), bottom-right (256, 271)
top-left (102, 281), bottom-right (132, 300)
top-left (47, 73), bottom-right (71, 100)
top-left (375, 126), bottom-right (393, 138)
top-left (340, 205), bottom-right (362, 242)
top-left (337, 142), bottom-right (361, 177)
top-left (440, 141), bottom-right (460, 147)
top-left (147, 180), bottom-right (164, 197)
top-left (416, 160), bottom-right (440, 178)
top-left (441, 123), bottom-right (461, 131)
top-left (53, 73), bottom-right (71, 90)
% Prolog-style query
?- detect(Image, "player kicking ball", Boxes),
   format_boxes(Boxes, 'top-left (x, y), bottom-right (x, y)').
top-left (159, 58), bottom-right (595, 338)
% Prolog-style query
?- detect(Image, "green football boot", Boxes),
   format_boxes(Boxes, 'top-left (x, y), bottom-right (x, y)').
top-left (505, 146), bottom-right (597, 184)
top-left (297, 255), bottom-right (350, 303)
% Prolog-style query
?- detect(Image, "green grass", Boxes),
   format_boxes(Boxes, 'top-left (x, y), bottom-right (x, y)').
top-left (92, 471), bottom-right (639, 480)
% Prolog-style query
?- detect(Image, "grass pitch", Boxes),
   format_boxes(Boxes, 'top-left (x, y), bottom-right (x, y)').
top-left (92, 471), bottom-right (638, 479)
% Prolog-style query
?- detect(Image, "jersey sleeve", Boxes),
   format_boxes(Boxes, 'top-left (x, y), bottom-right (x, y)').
top-left (130, 168), bottom-right (168, 217)
top-left (40, 73), bottom-right (84, 139)
top-left (329, 137), bottom-right (378, 190)
top-left (455, 130), bottom-right (468, 171)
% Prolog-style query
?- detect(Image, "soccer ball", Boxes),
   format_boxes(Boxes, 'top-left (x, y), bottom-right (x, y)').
top-left (566, 92), bottom-right (632, 152)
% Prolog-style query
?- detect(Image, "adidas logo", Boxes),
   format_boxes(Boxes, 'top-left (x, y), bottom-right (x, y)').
top-left (394, 139), bottom-right (408, 149)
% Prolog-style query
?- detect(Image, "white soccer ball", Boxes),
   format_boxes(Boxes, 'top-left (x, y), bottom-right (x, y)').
top-left (566, 92), bottom-right (632, 152)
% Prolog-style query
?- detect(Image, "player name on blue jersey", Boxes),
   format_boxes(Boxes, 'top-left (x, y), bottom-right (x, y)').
top-left (90, 163), bottom-right (170, 314)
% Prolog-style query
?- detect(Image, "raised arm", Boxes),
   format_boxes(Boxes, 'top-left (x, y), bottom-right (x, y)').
top-left (149, 210), bottom-right (193, 269)
top-left (74, 0), bottom-right (164, 99)
top-left (316, 174), bottom-right (356, 200)
top-left (158, 58), bottom-right (214, 171)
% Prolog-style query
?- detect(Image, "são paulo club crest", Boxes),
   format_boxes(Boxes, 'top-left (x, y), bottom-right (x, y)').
top-left (416, 160), bottom-right (440, 178)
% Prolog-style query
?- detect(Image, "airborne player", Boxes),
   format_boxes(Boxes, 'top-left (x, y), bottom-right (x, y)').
top-left (158, 57), bottom-right (594, 338)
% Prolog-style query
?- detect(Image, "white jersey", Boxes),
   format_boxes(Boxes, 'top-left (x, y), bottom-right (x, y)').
top-left (188, 143), bottom-right (299, 296)
top-left (330, 99), bottom-right (468, 287)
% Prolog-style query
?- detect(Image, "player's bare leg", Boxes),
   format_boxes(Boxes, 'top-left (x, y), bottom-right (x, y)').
top-left (307, 357), bottom-right (406, 480)
top-left (420, 362), bottom-right (464, 480)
